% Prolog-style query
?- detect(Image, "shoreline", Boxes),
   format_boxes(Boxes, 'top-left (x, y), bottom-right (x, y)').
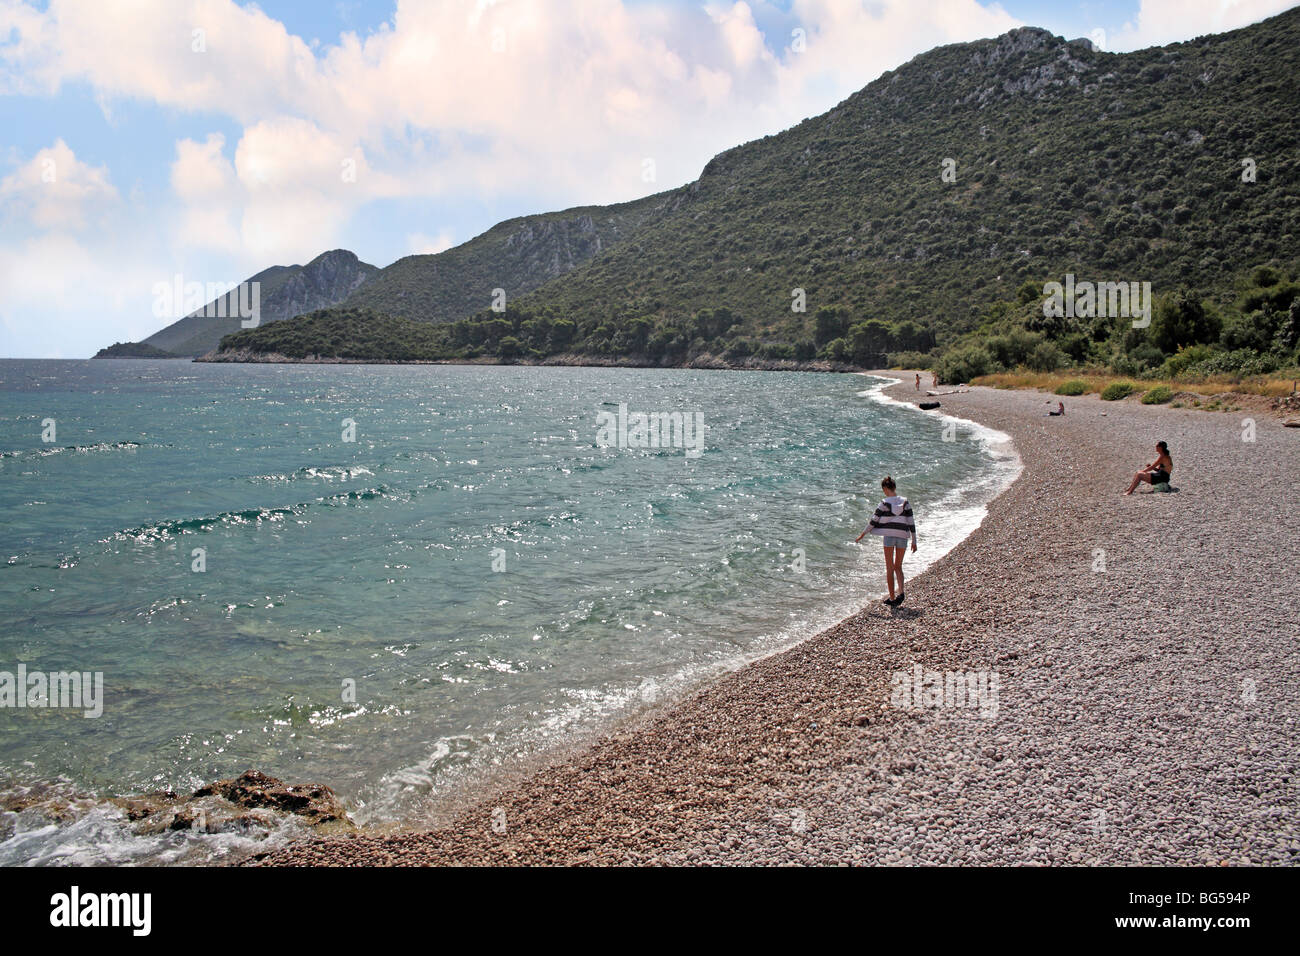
top-left (332, 373), bottom-right (1024, 843)
top-left (191, 348), bottom-right (865, 374)
top-left (1, 368), bottom-right (1012, 864)
top-left (252, 372), bottom-right (1030, 865)
top-left (259, 373), bottom-right (1298, 865)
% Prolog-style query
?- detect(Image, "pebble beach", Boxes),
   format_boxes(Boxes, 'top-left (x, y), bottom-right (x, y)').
top-left (259, 376), bottom-right (1299, 866)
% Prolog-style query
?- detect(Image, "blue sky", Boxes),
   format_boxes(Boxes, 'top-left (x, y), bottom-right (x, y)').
top-left (1, 0), bottom-right (1295, 357)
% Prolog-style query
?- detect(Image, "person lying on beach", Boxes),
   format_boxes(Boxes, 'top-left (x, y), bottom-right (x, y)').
top-left (1124, 440), bottom-right (1173, 495)
top-left (855, 476), bottom-right (917, 606)
top-left (1049, 401), bottom-right (1065, 417)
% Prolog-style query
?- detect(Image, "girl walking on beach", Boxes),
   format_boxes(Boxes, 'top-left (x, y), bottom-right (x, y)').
top-left (856, 476), bottom-right (917, 606)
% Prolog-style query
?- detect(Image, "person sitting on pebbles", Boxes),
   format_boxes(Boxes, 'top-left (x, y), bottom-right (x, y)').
top-left (1124, 440), bottom-right (1173, 495)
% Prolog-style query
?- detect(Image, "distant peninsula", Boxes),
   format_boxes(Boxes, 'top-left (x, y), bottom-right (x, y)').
top-left (92, 342), bottom-right (184, 359)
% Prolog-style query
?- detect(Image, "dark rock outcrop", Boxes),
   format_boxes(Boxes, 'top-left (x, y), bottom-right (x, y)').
top-left (108, 770), bottom-right (353, 835)
top-left (193, 770), bottom-right (350, 826)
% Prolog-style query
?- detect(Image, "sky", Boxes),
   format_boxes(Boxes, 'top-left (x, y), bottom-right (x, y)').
top-left (1, 0), bottom-right (1295, 357)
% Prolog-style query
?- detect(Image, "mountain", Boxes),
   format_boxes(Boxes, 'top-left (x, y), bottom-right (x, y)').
top-left (103, 250), bottom-right (380, 358)
top-left (213, 9), bottom-right (1300, 378)
top-left (340, 194), bottom-right (678, 323)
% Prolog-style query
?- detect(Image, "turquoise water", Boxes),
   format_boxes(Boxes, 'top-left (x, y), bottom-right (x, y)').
top-left (0, 360), bottom-right (1016, 864)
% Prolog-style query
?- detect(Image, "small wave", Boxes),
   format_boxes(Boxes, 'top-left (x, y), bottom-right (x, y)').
top-left (2, 440), bottom-right (148, 460)
top-left (859, 375), bottom-right (1020, 468)
top-left (247, 465), bottom-right (376, 483)
top-left (109, 485), bottom-right (400, 542)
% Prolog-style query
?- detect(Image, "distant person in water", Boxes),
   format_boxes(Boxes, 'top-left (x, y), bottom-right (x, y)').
top-left (1124, 441), bottom-right (1173, 495)
top-left (856, 476), bottom-right (917, 606)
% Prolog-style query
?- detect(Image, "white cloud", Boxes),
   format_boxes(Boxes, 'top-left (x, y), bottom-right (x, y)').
top-left (0, 232), bottom-right (161, 357)
top-left (408, 230), bottom-right (456, 255)
top-left (171, 133), bottom-right (235, 199)
top-left (1109, 0), bottom-right (1296, 50)
top-left (0, 139), bottom-right (118, 230)
top-left (167, 121), bottom-right (402, 264)
top-left (0, 0), bottom-right (1025, 208)
top-left (169, 133), bottom-right (241, 255)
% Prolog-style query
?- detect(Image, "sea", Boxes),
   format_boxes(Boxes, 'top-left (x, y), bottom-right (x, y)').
top-left (0, 360), bottom-right (1018, 864)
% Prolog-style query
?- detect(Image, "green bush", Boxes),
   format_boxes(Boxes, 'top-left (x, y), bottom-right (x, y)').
top-left (985, 329), bottom-right (1046, 368)
top-left (1158, 343), bottom-right (1218, 379)
top-left (889, 350), bottom-right (934, 370)
top-left (1027, 340), bottom-right (1064, 372)
top-left (1117, 343), bottom-right (1166, 376)
top-left (1149, 292), bottom-right (1221, 353)
top-left (724, 337), bottom-right (754, 359)
top-left (1054, 379), bottom-right (1088, 396)
top-left (1141, 385), bottom-right (1174, 404)
top-left (1101, 381), bottom-right (1137, 401)
top-left (934, 345), bottom-right (996, 385)
top-left (1185, 348), bottom-right (1283, 377)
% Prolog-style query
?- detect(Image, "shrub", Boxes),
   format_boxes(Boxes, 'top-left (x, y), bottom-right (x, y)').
top-left (724, 337), bottom-right (755, 359)
top-left (820, 337), bottom-right (848, 361)
top-left (1027, 340), bottom-right (1064, 372)
top-left (985, 329), bottom-right (1044, 368)
top-left (1057, 331), bottom-right (1090, 363)
top-left (889, 350), bottom-right (934, 370)
top-left (1101, 381), bottom-right (1137, 401)
top-left (1123, 343), bottom-right (1167, 373)
top-left (1054, 379), bottom-right (1088, 396)
top-left (1141, 385), bottom-right (1174, 404)
top-left (1186, 348), bottom-right (1282, 377)
top-left (1159, 343), bottom-right (1218, 379)
top-left (934, 345), bottom-right (996, 384)
top-left (757, 342), bottom-right (795, 360)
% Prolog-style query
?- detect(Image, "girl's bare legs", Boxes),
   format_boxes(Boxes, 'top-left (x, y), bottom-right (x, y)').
top-left (1124, 470), bottom-right (1151, 495)
top-left (884, 544), bottom-right (905, 601)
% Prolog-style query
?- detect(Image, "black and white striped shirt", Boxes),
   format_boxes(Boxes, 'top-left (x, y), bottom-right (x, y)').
top-left (866, 495), bottom-right (916, 542)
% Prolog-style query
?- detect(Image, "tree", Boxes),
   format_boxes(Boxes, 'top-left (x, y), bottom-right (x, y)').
top-left (813, 306), bottom-right (850, 346)
top-left (1149, 292), bottom-right (1220, 354)
top-left (548, 319), bottom-right (576, 351)
top-left (847, 319), bottom-right (893, 364)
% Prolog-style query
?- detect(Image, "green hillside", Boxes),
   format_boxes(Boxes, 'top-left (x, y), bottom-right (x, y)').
top-left (212, 9), bottom-right (1300, 380)
top-left (340, 193), bottom-right (679, 323)
top-left (92, 341), bottom-right (183, 359)
top-left (212, 308), bottom-right (450, 362)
